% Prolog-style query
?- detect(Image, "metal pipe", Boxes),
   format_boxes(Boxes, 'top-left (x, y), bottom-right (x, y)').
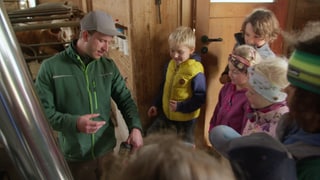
top-left (0, 1), bottom-right (73, 180)
top-left (9, 14), bottom-right (74, 23)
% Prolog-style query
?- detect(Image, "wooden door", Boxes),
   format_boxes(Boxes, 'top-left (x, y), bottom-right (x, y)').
top-left (194, 0), bottom-right (289, 146)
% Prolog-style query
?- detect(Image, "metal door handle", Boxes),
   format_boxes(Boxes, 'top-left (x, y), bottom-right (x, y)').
top-left (201, 35), bottom-right (223, 43)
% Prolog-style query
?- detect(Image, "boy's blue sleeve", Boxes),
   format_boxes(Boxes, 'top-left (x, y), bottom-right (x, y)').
top-left (191, 52), bottom-right (202, 62)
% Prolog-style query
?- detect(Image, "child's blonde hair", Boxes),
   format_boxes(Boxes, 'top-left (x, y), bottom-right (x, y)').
top-left (229, 45), bottom-right (262, 72)
top-left (247, 56), bottom-right (289, 103)
top-left (241, 8), bottom-right (280, 43)
top-left (168, 26), bottom-right (196, 49)
top-left (233, 45), bottom-right (262, 66)
top-left (253, 57), bottom-right (289, 89)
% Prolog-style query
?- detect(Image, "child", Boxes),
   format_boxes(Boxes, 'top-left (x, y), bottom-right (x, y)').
top-left (146, 26), bottom-right (206, 144)
top-left (220, 8), bottom-right (280, 84)
top-left (209, 45), bottom-right (261, 134)
top-left (101, 134), bottom-right (236, 180)
top-left (276, 21), bottom-right (320, 180)
top-left (242, 57), bottom-right (289, 137)
top-left (212, 132), bottom-right (297, 180)
top-left (209, 57), bottom-right (289, 152)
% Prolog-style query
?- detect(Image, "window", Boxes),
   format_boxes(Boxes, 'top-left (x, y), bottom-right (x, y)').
top-left (211, 0), bottom-right (274, 2)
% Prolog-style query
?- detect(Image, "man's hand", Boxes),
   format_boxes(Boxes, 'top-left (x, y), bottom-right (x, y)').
top-left (126, 128), bottom-right (143, 151)
top-left (76, 113), bottom-right (106, 134)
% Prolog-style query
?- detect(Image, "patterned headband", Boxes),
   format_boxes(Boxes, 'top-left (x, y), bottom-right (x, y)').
top-left (248, 66), bottom-right (287, 103)
top-left (229, 48), bottom-right (256, 71)
top-left (287, 50), bottom-right (320, 95)
top-left (229, 54), bottom-right (250, 71)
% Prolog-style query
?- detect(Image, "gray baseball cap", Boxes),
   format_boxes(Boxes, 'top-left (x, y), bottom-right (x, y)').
top-left (80, 10), bottom-right (126, 39)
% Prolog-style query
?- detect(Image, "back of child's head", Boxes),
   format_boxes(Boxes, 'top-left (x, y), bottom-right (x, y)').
top-left (227, 133), bottom-right (297, 180)
top-left (168, 26), bottom-right (196, 49)
top-left (247, 57), bottom-right (289, 103)
top-left (115, 134), bottom-right (236, 180)
top-left (229, 44), bottom-right (262, 72)
top-left (241, 8), bottom-right (280, 43)
top-left (284, 21), bottom-right (320, 133)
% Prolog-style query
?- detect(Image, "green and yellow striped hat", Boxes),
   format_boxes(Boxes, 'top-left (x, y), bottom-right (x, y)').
top-left (287, 50), bottom-right (320, 94)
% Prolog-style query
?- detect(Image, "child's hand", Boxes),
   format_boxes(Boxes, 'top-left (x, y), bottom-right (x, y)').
top-left (147, 106), bottom-right (158, 117)
top-left (169, 100), bottom-right (177, 112)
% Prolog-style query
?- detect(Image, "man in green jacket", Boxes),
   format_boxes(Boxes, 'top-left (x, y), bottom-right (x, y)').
top-left (35, 10), bottom-right (143, 180)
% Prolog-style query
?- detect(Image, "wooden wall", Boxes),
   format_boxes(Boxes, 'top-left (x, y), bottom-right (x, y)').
top-left (287, 0), bottom-right (320, 30)
top-left (130, 0), bottom-right (194, 129)
top-left (284, 0), bottom-right (320, 55)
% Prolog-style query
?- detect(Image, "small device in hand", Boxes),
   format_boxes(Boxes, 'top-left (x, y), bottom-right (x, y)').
top-left (118, 142), bottom-right (132, 157)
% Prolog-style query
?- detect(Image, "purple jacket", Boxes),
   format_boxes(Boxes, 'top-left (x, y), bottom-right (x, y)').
top-left (209, 83), bottom-right (249, 133)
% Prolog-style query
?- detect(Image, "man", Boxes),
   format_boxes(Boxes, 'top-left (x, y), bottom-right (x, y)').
top-left (35, 10), bottom-right (143, 180)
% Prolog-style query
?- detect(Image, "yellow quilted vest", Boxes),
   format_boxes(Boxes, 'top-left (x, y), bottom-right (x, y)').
top-left (162, 59), bottom-right (204, 121)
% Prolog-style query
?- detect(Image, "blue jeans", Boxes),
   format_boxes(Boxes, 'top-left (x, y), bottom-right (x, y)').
top-left (209, 125), bottom-right (241, 156)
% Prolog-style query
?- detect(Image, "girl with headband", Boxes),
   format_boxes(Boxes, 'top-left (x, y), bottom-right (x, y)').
top-left (208, 45), bottom-right (262, 134)
top-left (242, 57), bottom-right (289, 136)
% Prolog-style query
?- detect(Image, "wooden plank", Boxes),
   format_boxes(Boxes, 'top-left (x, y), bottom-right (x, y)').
top-left (13, 21), bottom-right (79, 31)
